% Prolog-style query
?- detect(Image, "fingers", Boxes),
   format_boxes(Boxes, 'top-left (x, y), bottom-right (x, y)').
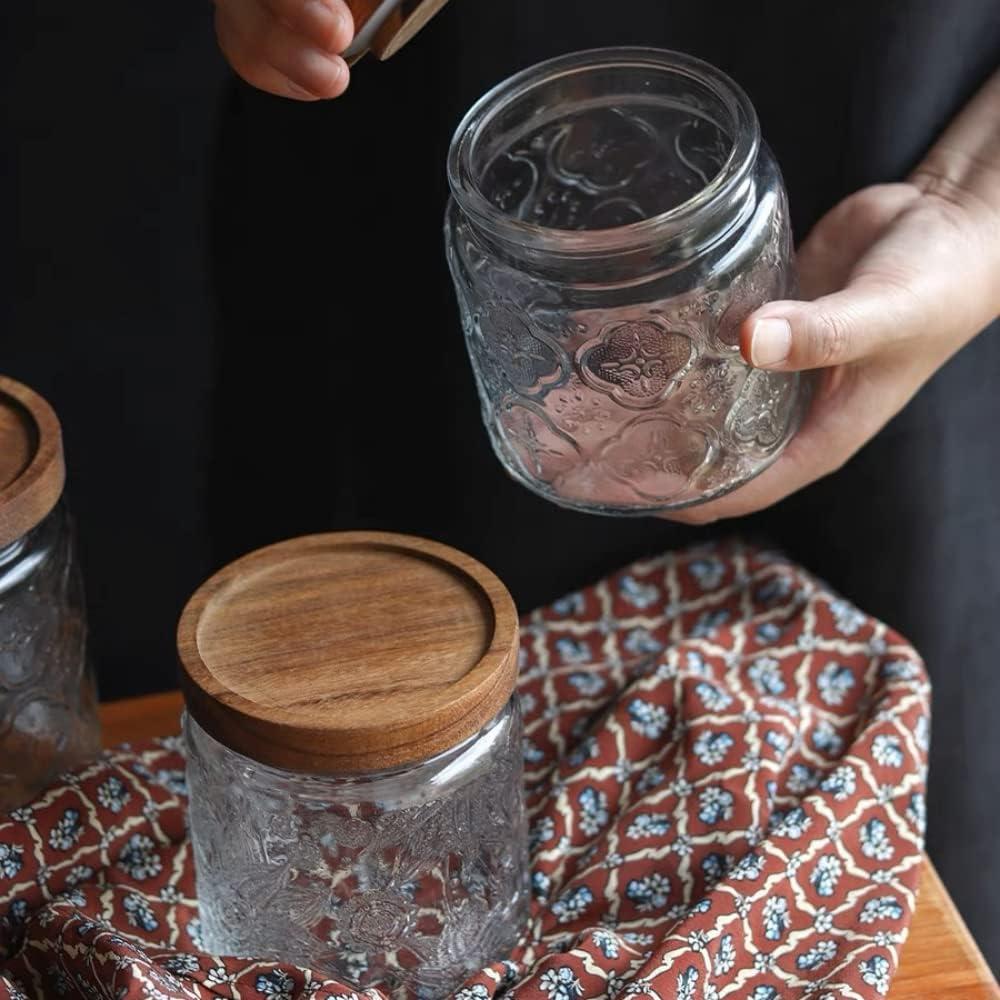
top-left (661, 365), bottom-right (887, 526)
top-left (260, 0), bottom-right (353, 53)
top-left (796, 184), bottom-right (921, 300)
top-left (739, 280), bottom-right (925, 372)
top-left (215, 0), bottom-right (352, 101)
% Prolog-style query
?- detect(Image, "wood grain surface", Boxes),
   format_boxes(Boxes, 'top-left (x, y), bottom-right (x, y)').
top-left (0, 375), bottom-right (65, 548)
top-left (176, 532), bottom-right (519, 773)
top-left (100, 691), bottom-right (999, 996)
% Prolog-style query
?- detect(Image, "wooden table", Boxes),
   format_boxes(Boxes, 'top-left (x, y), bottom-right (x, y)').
top-left (101, 692), bottom-right (999, 998)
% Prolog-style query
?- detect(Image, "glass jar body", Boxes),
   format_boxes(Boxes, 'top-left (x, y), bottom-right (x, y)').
top-left (445, 49), bottom-right (809, 514)
top-left (184, 697), bottom-right (528, 998)
top-left (0, 501), bottom-right (99, 809)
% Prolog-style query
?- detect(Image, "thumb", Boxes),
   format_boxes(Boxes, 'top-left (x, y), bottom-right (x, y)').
top-left (739, 281), bottom-right (921, 371)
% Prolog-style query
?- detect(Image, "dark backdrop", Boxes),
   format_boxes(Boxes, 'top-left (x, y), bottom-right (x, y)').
top-left (6, 2), bottom-right (224, 700)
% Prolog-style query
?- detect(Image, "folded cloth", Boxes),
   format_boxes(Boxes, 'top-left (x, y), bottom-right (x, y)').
top-left (0, 542), bottom-right (930, 1000)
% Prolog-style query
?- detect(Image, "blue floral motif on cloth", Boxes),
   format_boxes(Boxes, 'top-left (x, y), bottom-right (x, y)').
top-left (0, 542), bottom-right (929, 999)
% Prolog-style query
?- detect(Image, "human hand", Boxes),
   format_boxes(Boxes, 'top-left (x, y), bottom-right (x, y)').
top-left (666, 70), bottom-right (1000, 525)
top-left (214, 0), bottom-right (354, 100)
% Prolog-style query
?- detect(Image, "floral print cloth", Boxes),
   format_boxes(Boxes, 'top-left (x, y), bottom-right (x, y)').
top-left (0, 542), bottom-right (930, 1000)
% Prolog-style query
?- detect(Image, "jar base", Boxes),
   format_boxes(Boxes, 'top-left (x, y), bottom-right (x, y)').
top-left (489, 373), bottom-right (812, 517)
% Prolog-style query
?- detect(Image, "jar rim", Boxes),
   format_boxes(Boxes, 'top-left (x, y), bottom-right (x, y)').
top-left (446, 47), bottom-right (760, 259)
top-left (183, 701), bottom-right (516, 793)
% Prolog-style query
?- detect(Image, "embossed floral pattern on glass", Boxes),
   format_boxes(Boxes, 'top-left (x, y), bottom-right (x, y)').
top-left (184, 699), bottom-right (528, 999)
top-left (446, 49), bottom-right (811, 515)
top-left (0, 503), bottom-right (98, 810)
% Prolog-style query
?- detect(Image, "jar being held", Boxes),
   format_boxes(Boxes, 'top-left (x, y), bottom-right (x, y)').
top-left (446, 48), bottom-right (811, 515)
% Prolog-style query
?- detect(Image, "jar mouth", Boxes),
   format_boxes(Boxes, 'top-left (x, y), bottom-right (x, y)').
top-left (447, 47), bottom-right (760, 259)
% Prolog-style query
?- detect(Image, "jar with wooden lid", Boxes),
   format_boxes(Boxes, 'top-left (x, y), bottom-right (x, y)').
top-left (178, 532), bottom-right (528, 998)
top-left (0, 375), bottom-right (98, 810)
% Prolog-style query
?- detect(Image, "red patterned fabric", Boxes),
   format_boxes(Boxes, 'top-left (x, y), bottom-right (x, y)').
top-left (0, 542), bottom-right (930, 1000)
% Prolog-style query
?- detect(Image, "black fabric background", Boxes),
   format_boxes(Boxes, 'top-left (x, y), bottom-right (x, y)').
top-left (6, 0), bottom-right (999, 968)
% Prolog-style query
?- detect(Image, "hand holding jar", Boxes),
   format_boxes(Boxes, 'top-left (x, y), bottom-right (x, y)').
top-left (672, 66), bottom-right (1000, 524)
top-left (446, 49), bottom-right (812, 514)
top-left (447, 54), bottom-right (1000, 520)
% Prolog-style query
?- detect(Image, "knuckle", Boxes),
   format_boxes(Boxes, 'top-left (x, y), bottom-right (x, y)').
top-left (812, 310), bottom-right (850, 366)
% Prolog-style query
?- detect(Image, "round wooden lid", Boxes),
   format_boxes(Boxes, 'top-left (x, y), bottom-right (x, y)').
top-left (177, 532), bottom-right (520, 774)
top-left (0, 376), bottom-right (65, 549)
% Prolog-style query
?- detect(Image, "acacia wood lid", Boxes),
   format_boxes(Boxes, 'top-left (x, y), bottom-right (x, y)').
top-left (345, 0), bottom-right (451, 64)
top-left (0, 376), bottom-right (65, 549)
top-left (177, 531), bottom-right (519, 774)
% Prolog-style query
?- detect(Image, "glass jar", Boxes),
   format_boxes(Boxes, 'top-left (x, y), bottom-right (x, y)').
top-left (179, 532), bottom-right (528, 998)
top-left (445, 48), bottom-right (809, 514)
top-left (0, 377), bottom-right (98, 811)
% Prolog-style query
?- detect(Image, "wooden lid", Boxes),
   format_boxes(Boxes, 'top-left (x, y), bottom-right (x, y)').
top-left (0, 376), bottom-right (65, 549)
top-left (345, 0), bottom-right (451, 63)
top-left (177, 532), bottom-right (519, 774)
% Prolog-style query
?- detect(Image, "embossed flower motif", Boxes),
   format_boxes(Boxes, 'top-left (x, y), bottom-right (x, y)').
top-left (726, 369), bottom-right (797, 450)
top-left (577, 321), bottom-right (693, 407)
top-left (323, 814), bottom-right (373, 851)
top-left (596, 412), bottom-right (711, 505)
top-left (476, 303), bottom-right (563, 394)
top-left (337, 890), bottom-right (414, 952)
top-left (499, 398), bottom-right (581, 485)
top-left (551, 107), bottom-right (658, 194)
top-left (683, 360), bottom-right (740, 416)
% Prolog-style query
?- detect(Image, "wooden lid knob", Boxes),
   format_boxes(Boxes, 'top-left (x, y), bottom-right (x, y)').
top-left (177, 532), bottom-right (519, 774)
top-left (0, 376), bottom-right (65, 549)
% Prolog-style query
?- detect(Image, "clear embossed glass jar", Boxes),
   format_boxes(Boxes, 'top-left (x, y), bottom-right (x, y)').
top-left (0, 376), bottom-right (98, 810)
top-left (446, 48), bottom-right (810, 514)
top-left (179, 533), bottom-right (528, 999)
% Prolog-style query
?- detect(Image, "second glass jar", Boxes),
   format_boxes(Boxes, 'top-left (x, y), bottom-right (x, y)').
top-left (446, 48), bottom-right (809, 514)
top-left (178, 532), bottom-right (529, 998)
top-left (0, 376), bottom-right (98, 810)
top-left (185, 700), bottom-right (525, 996)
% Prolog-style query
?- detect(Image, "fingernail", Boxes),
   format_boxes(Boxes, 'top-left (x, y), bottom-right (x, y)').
top-left (750, 318), bottom-right (792, 368)
top-left (285, 78), bottom-right (319, 100)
